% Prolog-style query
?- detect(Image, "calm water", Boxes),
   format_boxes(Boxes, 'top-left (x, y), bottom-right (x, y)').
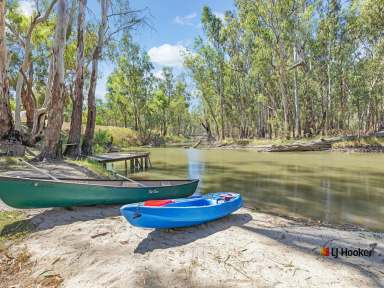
top-left (117, 148), bottom-right (384, 231)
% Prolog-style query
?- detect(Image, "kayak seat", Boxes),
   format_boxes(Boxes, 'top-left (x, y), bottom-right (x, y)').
top-left (220, 193), bottom-right (235, 201)
top-left (144, 200), bottom-right (175, 206)
top-left (166, 198), bottom-right (214, 207)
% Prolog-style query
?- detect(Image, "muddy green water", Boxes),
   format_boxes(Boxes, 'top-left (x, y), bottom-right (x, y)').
top-left (116, 148), bottom-right (384, 231)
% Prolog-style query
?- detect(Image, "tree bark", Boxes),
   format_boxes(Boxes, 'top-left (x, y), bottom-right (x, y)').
top-left (11, 0), bottom-right (57, 131)
top-left (278, 40), bottom-right (290, 139)
top-left (82, 0), bottom-right (108, 156)
top-left (65, 0), bottom-right (86, 158)
top-left (325, 40), bottom-right (332, 135)
top-left (293, 46), bottom-right (301, 138)
top-left (0, 0), bottom-right (13, 138)
top-left (20, 62), bottom-right (36, 129)
top-left (219, 61), bottom-right (225, 140)
top-left (35, 0), bottom-right (67, 161)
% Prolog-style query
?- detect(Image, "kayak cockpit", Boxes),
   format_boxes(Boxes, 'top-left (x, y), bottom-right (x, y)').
top-left (165, 198), bottom-right (214, 207)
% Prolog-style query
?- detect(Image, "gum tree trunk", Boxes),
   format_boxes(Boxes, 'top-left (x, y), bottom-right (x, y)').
top-left (11, 0), bottom-right (57, 131)
top-left (0, 0), bottom-right (13, 138)
top-left (35, 0), bottom-right (67, 160)
top-left (65, 0), bottom-right (86, 158)
top-left (82, 0), bottom-right (108, 156)
top-left (20, 62), bottom-right (36, 129)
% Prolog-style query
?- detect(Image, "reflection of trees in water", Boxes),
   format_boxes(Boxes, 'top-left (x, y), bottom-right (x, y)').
top-left (134, 149), bottom-right (384, 230)
top-left (323, 178), bottom-right (331, 224)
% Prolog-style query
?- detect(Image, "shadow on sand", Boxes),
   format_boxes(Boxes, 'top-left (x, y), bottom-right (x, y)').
top-left (1, 205), bottom-right (121, 237)
top-left (134, 213), bottom-right (252, 254)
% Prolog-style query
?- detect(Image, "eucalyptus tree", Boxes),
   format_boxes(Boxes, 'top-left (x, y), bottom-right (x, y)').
top-left (82, 0), bottom-right (143, 155)
top-left (171, 80), bottom-right (190, 135)
top-left (201, 6), bottom-right (226, 140)
top-left (6, 0), bottom-right (57, 131)
top-left (36, 0), bottom-right (67, 160)
top-left (0, 0), bottom-right (13, 138)
top-left (81, 0), bottom-right (108, 155)
top-left (64, 0), bottom-right (86, 158)
top-left (107, 35), bottom-right (154, 131)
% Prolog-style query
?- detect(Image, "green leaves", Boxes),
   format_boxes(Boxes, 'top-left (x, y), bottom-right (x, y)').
top-left (102, 39), bottom-right (190, 136)
top-left (186, 0), bottom-right (384, 139)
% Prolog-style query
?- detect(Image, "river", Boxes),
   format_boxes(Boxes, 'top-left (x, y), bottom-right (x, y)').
top-left (117, 148), bottom-right (384, 231)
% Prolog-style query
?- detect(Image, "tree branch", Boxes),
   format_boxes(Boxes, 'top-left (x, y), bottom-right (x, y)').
top-left (5, 22), bottom-right (25, 47)
top-left (34, 0), bottom-right (58, 26)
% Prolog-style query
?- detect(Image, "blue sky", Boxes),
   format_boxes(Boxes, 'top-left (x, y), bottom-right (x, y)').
top-left (94, 0), bottom-right (235, 99)
top-left (18, 0), bottom-right (235, 99)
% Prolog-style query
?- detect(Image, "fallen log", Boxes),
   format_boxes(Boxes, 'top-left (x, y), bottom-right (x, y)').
top-left (262, 139), bottom-right (332, 152)
top-left (192, 139), bottom-right (202, 148)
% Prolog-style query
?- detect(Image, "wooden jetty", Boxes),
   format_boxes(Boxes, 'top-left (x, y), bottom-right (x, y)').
top-left (89, 152), bottom-right (152, 175)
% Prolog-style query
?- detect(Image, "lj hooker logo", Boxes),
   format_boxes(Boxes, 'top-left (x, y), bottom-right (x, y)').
top-left (320, 246), bottom-right (373, 258)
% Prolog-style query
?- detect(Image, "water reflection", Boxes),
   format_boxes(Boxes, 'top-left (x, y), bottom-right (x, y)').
top-left (122, 148), bottom-right (384, 231)
top-left (186, 148), bottom-right (204, 189)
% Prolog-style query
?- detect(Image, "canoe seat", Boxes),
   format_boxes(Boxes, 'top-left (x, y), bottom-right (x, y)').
top-left (144, 200), bottom-right (175, 206)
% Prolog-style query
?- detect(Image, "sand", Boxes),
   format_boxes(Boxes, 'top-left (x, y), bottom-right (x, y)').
top-left (1, 162), bottom-right (383, 287)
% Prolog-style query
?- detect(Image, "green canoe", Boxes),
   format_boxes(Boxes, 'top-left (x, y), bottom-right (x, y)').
top-left (0, 176), bottom-right (199, 209)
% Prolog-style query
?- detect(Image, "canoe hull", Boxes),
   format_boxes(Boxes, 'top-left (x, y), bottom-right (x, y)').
top-left (120, 192), bottom-right (243, 228)
top-left (0, 177), bottom-right (199, 209)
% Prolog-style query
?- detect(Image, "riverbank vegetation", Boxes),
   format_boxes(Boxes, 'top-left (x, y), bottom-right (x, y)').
top-left (0, 0), bottom-right (383, 160)
top-left (0, 211), bottom-right (32, 247)
top-left (185, 0), bottom-right (384, 140)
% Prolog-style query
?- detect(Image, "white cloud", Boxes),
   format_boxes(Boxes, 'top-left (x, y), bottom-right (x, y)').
top-left (148, 44), bottom-right (188, 67)
top-left (213, 11), bottom-right (225, 22)
top-left (18, 0), bottom-right (36, 16)
top-left (174, 12), bottom-right (197, 26)
top-left (154, 70), bottom-right (165, 80)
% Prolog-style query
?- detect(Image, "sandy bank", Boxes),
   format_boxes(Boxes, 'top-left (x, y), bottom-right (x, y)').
top-left (1, 205), bottom-right (383, 288)
top-left (0, 161), bottom-right (383, 287)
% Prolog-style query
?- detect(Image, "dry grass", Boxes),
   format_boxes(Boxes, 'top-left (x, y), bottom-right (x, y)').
top-left (219, 136), bottom-right (323, 147)
top-left (0, 247), bottom-right (63, 288)
top-left (0, 248), bottom-right (31, 274)
top-left (69, 159), bottom-right (110, 178)
top-left (0, 157), bottom-right (20, 172)
top-left (38, 273), bottom-right (64, 287)
top-left (63, 122), bottom-right (140, 147)
top-left (332, 136), bottom-right (384, 149)
top-left (0, 212), bottom-right (62, 287)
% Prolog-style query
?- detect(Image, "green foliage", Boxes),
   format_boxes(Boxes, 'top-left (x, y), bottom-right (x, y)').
top-left (5, 0), bottom-right (384, 148)
top-left (93, 125), bottom-right (140, 148)
top-left (184, 0), bottom-right (384, 140)
top-left (98, 35), bottom-right (192, 142)
top-left (94, 129), bottom-right (112, 146)
top-left (0, 211), bottom-right (34, 246)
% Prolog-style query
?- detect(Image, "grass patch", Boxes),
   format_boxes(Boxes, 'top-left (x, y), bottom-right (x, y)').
top-left (69, 159), bottom-right (111, 178)
top-left (0, 157), bottom-right (20, 172)
top-left (0, 211), bottom-right (34, 249)
top-left (332, 136), bottom-right (384, 149)
top-left (94, 126), bottom-right (140, 147)
top-left (164, 134), bottom-right (189, 144)
top-left (218, 136), bottom-right (323, 147)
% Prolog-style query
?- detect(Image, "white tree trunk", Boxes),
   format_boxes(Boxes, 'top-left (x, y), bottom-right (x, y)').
top-left (82, 0), bottom-right (108, 155)
top-left (0, 0), bottom-right (13, 137)
top-left (36, 0), bottom-right (67, 160)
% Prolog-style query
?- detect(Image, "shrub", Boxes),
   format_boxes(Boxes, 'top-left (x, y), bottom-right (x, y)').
top-left (93, 129), bottom-right (113, 153)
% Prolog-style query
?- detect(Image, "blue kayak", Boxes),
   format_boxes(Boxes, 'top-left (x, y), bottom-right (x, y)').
top-left (120, 192), bottom-right (243, 228)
